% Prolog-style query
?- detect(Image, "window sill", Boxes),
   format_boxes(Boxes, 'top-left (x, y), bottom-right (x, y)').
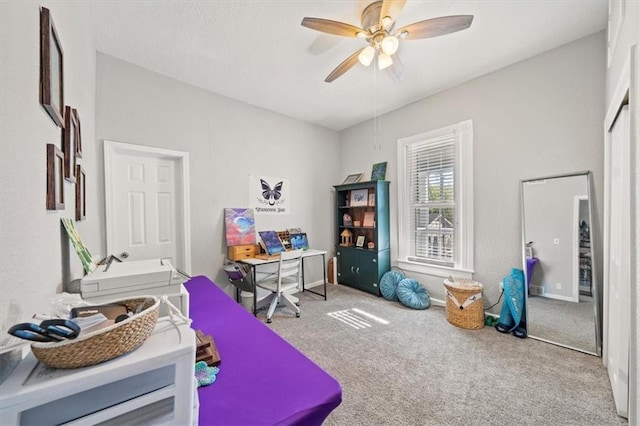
top-left (396, 259), bottom-right (474, 280)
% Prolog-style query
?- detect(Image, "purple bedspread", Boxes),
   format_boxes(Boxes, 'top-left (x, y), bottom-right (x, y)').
top-left (184, 276), bottom-right (342, 426)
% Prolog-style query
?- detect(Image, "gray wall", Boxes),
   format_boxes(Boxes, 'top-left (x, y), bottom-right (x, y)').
top-left (0, 2), bottom-right (98, 337)
top-left (339, 31), bottom-right (606, 312)
top-left (95, 53), bottom-right (340, 290)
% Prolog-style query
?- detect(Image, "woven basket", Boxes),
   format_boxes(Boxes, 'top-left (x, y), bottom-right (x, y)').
top-left (31, 296), bottom-right (159, 369)
top-left (444, 279), bottom-right (484, 330)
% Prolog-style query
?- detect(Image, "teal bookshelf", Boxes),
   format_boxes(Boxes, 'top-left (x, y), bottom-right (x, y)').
top-left (334, 180), bottom-right (390, 295)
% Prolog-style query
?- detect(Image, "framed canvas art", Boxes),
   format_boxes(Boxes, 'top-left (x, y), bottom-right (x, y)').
top-left (46, 143), bottom-right (64, 210)
top-left (75, 164), bottom-right (86, 221)
top-left (61, 218), bottom-right (96, 274)
top-left (258, 230), bottom-right (286, 255)
top-left (290, 233), bottom-right (309, 250)
top-left (224, 208), bottom-right (256, 246)
top-left (371, 162), bottom-right (387, 181)
top-left (40, 7), bottom-right (64, 128)
top-left (63, 106), bottom-right (79, 183)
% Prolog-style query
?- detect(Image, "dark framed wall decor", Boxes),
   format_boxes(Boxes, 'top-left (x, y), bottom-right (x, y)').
top-left (75, 164), bottom-right (86, 221)
top-left (46, 143), bottom-right (65, 210)
top-left (63, 106), bottom-right (78, 182)
top-left (40, 7), bottom-right (64, 128)
top-left (75, 109), bottom-right (82, 158)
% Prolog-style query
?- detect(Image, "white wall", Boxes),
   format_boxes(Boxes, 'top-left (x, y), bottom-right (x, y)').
top-left (605, 0), bottom-right (639, 420)
top-left (339, 32), bottom-right (606, 311)
top-left (95, 53), bottom-right (340, 290)
top-left (0, 2), bottom-right (98, 339)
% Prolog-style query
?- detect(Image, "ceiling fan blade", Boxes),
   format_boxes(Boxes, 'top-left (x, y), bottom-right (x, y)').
top-left (379, 0), bottom-right (407, 27)
top-left (396, 15), bottom-right (474, 40)
top-left (325, 48), bottom-right (365, 83)
top-left (301, 17), bottom-right (364, 38)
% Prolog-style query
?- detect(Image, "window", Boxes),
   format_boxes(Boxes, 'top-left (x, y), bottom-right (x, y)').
top-left (397, 120), bottom-right (473, 277)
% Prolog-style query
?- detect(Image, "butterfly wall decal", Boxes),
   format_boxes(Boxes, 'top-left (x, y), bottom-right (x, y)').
top-left (260, 179), bottom-right (283, 206)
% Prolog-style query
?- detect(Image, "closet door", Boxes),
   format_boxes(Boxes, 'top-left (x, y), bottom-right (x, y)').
top-left (606, 105), bottom-right (630, 418)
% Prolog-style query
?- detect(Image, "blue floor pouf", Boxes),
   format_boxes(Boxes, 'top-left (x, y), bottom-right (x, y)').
top-left (380, 270), bottom-right (405, 301)
top-left (396, 278), bottom-right (431, 310)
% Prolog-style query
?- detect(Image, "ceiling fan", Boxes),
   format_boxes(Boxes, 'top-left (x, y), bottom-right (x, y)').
top-left (301, 0), bottom-right (474, 83)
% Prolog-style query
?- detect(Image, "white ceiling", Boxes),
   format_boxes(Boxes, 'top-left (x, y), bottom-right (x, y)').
top-left (89, 0), bottom-right (607, 131)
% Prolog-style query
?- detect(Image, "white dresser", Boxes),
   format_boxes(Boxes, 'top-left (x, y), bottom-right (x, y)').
top-left (0, 321), bottom-right (196, 425)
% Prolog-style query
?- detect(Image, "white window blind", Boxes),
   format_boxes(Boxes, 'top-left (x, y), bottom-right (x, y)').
top-left (405, 135), bottom-right (456, 265)
top-left (397, 119), bottom-right (473, 276)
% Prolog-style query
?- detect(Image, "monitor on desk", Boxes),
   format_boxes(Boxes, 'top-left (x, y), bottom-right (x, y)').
top-left (258, 231), bottom-right (286, 256)
top-left (290, 233), bottom-right (309, 250)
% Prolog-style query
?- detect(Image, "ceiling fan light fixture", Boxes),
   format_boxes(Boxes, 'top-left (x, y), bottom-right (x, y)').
top-left (302, 3), bottom-right (474, 82)
top-left (378, 52), bottom-right (393, 70)
top-left (358, 45), bottom-right (376, 66)
top-left (381, 16), bottom-right (393, 29)
top-left (380, 35), bottom-right (399, 55)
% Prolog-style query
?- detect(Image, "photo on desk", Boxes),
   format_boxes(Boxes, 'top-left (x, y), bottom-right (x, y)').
top-left (258, 230), bottom-right (286, 255)
top-left (290, 233), bottom-right (309, 250)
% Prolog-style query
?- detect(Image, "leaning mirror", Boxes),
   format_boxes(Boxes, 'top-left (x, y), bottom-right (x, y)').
top-left (521, 171), bottom-right (601, 356)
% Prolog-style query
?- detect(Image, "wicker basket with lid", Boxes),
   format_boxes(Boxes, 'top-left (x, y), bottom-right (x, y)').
top-left (443, 278), bottom-right (484, 330)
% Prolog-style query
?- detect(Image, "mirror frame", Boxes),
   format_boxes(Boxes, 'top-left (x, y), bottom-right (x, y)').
top-left (520, 170), bottom-right (602, 356)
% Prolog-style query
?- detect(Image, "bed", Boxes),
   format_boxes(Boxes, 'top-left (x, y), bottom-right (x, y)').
top-left (184, 275), bottom-right (342, 425)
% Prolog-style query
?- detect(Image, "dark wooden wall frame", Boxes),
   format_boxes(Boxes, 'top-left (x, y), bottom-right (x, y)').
top-left (63, 106), bottom-right (79, 182)
top-left (75, 110), bottom-right (82, 158)
top-left (40, 7), bottom-right (64, 128)
top-left (46, 144), bottom-right (65, 210)
top-left (75, 164), bottom-right (86, 221)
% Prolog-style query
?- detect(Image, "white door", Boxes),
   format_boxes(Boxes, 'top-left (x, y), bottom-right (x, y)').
top-left (104, 141), bottom-right (191, 273)
top-left (606, 106), bottom-right (630, 418)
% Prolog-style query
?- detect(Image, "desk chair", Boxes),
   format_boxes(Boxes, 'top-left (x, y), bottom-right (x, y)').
top-left (255, 249), bottom-right (303, 323)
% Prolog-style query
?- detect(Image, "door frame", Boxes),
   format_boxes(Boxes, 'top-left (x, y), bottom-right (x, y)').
top-left (602, 47), bottom-right (635, 417)
top-left (104, 140), bottom-right (191, 273)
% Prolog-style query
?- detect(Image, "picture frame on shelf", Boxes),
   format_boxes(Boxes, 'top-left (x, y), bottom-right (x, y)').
top-left (350, 189), bottom-right (369, 207)
top-left (63, 106), bottom-right (79, 183)
top-left (343, 213), bottom-right (352, 226)
top-left (75, 164), bottom-right (86, 221)
top-left (40, 7), bottom-right (64, 128)
top-left (371, 162), bottom-right (387, 181)
top-left (356, 235), bottom-right (365, 248)
top-left (46, 143), bottom-right (64, 210)
top-left (363, 211), bottom-right (375, 227)
top-left (341, 173), bottom-right (364, 185)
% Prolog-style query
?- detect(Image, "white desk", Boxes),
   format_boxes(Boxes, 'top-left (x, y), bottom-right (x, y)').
top-left (239, 249), bottom-right (328, 316)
